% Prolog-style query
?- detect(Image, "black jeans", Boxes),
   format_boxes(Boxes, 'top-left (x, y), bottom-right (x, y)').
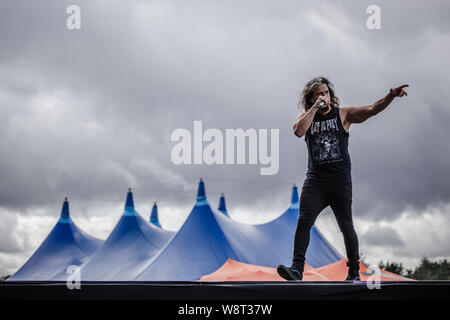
top-left (292, 179), bottom-right (359, 271)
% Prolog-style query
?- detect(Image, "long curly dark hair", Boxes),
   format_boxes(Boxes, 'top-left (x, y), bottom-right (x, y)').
top-left (298, 76), bottom-right (340, 111)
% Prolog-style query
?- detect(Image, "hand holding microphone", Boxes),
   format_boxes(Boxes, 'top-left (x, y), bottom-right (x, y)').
top-left (314, 96), bottom-right (330, 111)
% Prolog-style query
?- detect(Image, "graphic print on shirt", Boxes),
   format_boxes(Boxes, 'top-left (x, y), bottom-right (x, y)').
top-left (309, 117), bottom-right (342, 164)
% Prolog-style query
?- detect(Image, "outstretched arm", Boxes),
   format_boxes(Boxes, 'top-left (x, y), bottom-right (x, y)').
top-left (342, 84), bottom-right (408, 124)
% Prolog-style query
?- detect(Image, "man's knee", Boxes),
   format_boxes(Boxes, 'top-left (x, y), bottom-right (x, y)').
top-left (297, 215), bottom-right (315, 231)
top-left (337, 219), bottom-right (356, 233)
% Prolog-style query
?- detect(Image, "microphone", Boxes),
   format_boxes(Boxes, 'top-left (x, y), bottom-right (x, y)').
top-left (317, 101), bottom-right (328, 110)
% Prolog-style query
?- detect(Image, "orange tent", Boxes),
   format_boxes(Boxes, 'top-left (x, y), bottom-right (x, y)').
top-left (200, 259), bottom-right (330, 281)
top-left (200, 258), bottom-right (410, 282)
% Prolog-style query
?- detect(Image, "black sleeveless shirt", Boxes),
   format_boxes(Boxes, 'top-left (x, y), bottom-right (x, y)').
top-left (304, 106), bottom-right (352, 184)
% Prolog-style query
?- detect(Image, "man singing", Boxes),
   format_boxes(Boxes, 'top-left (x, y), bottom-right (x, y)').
top-left (277, 77), bottom-right (408, 281)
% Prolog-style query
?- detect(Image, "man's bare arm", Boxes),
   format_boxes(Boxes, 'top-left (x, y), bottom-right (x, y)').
top-left (343, 84), bottom-right (408, 124)
top-left (293, 107), bottom-right (318, 138)
top-left (293, 95), bottom-right (332, 138)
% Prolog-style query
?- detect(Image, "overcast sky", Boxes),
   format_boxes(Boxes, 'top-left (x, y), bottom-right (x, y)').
top-left (1, 0), bottom-right (449, 276)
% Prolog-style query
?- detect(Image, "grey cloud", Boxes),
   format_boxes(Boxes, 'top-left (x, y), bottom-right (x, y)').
top-left (0, 212), bottom-right (25, 253)
top-left (362, 225), bottom-right (404, 248)
top-left (0, 0), bottom-right (449, 223)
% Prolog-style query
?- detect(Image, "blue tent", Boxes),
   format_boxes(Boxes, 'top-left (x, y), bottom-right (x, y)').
top-left (136, 180), bottom-right (342, 281)
top-left (217, 193), bottom-right (228, 216)
top-left (150, 201), bottom-right (162, 228)
top-left (9, 181), bottom-right (342, 281)
top-left (136, 179), bottom-right (238, 281)
top-left (8, 198), bottom-right (103, 281)
top-left (79, 189), bottom-right (174, 281)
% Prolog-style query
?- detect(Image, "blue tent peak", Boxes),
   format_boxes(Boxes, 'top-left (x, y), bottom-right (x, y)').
top-left (124, 188), bottom-right (136, 216)
top-left (289, 184), bottom-right (299, 209)
top-left (150, 202), bottom-right (162, 227)
top-left (58, 197), bottom-right (71, 224)
top-left (196, 178), bottom-right (208, 206)
top-left (218, 193), bottom-right (228, 216)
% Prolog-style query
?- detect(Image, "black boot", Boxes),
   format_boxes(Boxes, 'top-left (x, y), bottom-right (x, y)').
top-left (277, 265), bottom-right (303, 281)
top-left (345, 260), bottom-right (361, 281)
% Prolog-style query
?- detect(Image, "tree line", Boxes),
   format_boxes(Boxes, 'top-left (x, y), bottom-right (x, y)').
top-left (379, 257), bottom-right (450, 280)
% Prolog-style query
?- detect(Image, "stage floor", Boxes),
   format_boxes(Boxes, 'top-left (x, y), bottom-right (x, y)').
top-left (1, 281), bottom-right (449, 300)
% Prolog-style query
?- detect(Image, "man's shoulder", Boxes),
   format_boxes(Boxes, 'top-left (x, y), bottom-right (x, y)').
top-left (338, 106), bottom-right (351, 120)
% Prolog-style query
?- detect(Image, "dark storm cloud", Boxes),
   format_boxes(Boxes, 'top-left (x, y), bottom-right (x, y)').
top-left (0, 0), bottom-right (449, 228)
